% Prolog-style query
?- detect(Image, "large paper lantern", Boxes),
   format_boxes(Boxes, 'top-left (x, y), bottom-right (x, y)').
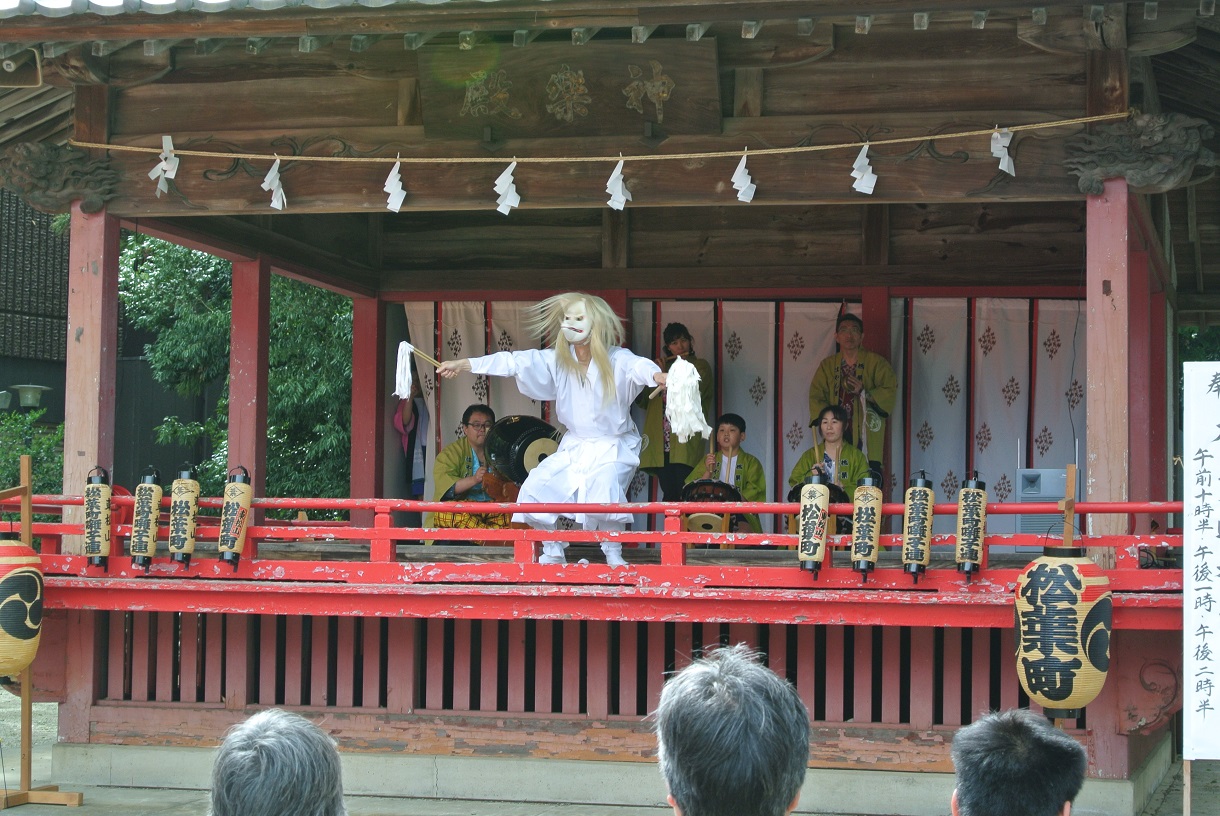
top-left (1014, 551), bottom-right (1112, 719)
top-left (797, 475), bottom-right (831, 575)
top-left (850, 474), bottom-right (883, 580)
top-left (129, 467), bottom-right (162, 572)
top-left (168, 465), bottom-right (200, 568)
top-left (902, 472), bottom-right (934, 582)
top-left (0, 531), bottom-right (43, 678)
top-left (218, 466), bottom-right (253, 569)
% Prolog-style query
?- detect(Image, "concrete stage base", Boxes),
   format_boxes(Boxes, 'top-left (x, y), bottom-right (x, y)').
top-left (52, 732), bottom-right (1173, 816)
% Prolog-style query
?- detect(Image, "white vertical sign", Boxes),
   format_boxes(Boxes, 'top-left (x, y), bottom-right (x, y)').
top-left (1184, 361), bottom-right (1220, 760)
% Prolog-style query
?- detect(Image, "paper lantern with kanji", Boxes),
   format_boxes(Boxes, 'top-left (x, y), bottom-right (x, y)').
top-left (0, 532), bottom-right (44, 678)
top-left (1014, 551), bottom-right (1112, 719)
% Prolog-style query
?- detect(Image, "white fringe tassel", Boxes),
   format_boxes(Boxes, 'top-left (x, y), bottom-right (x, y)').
top-left (393, 341), bottom-right (414, 399)
top-left (665, 357), bottom-right (713, 443)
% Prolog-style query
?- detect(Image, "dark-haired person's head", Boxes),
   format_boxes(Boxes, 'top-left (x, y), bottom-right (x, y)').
top-left (462, 404), bottom-right (495, 426)
top-left (836, 313), bottom-right (864, 333)
top-left (811, 404), bottom-right (849, 428)
top-left (209, 709), bottom-right (346, 816)
top-left (717, 413), bottom-right (746, 434)
top-left (951, 709), bottom-right (1086, 816)
top-left (663, 322), bottom-right (693, 345)
top-left (655, 644), bottom-right (809, 816)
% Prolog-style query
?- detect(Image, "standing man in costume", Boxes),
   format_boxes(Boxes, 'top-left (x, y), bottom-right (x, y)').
top-left (808, 312), bottom-right (897, 475)
top-left (437, 292), bottom-right (666, 567)
top-left (639, 322), bottom-right (714, 502)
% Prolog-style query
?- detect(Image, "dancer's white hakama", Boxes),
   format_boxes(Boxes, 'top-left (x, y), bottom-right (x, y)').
top-left (468, 346), bottom-right (660, 562)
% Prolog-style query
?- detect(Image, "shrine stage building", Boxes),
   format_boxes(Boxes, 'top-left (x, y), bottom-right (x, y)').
top-left (0, 0), bottom-right (1202, 812)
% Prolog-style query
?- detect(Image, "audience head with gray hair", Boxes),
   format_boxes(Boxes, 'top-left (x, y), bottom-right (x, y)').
top-left (951, 708), bottom-right (1087, 816)
top-left (209, 708), bottom-right (347, 816)
top-left (654, 644), bottom-right (810, 816)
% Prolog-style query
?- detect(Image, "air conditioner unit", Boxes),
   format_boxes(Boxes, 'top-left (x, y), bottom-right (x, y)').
top-left (1017, 468), bottom-right (1075, 537)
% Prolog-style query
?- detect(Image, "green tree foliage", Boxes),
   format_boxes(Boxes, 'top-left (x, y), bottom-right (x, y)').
top-left (1180, 325), bottom-right (1220, 363)
top-left (0, 409), bottom-right (66, 525)
top-left (119, 234), bottom-right (352, 504)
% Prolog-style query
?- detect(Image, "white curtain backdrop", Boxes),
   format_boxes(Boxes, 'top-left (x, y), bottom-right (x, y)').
top-left (1032, 300), bottom-right (1087, 488)
top-left (402, 302), bottom-right (438, 508)
top-left (721, 302), bottom-right (777, 531)
top-left (907, 299), bottom-right (970, 534)
top-left (972, 299), bottom-right (1031, 534)
top-left (439, 302), bottom-right (488, 447)
top-left (779, 302), bottom-right (841, 497)
top-left (488, 301), bottom-right (543, 421)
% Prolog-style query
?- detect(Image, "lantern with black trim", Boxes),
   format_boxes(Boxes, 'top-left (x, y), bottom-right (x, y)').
top-left (168, 464), bottom-right (200, 568)
top-left (797, 474), bottom-right (832, 575)
top-left (129, 466), bottom-right (162, 572)
top-left (955, 472), bottom-right (987, 581)
top-left (83, 466), bottom-right (112, 569)
top-left (218, 465), bottom-right (253, 570)
top-left (0, 531), bottom-right (43, 678)
top-left (902, 471), bottom-right (934, 582)
top-left (850, 473), bottom-right (883, 581)
top-left (1014, 549), bottom-right (1112, 719)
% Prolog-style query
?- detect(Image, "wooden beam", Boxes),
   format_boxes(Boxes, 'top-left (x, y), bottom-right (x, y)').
top-left (381, 263), bottom-right (1087, 293)
top-left (732, 67), bottom-right (763, 117)
top-left (602, 208), bottom-right (629, 268)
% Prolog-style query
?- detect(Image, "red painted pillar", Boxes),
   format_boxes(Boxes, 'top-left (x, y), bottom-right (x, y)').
top-left (229, 258), bottom-right (270, 509)
top-left (861, 288), bottom-right (892, 473)
top-left (351, 296), bottom-right (385, 526)
top-left (1085, 178), bottom-right (1129, 550)
top-left (1127, 250), bottom-right (1152, 532)
top-left (63, 203), bottom-right (120, 553)
top-left (1148, 290), bottom-right (1168, 529)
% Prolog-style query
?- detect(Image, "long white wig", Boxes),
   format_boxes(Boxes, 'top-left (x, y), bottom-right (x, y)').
top-left (526, 292), bottom-right (623, 403)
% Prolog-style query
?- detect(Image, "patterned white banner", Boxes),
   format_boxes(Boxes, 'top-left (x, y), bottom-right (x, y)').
top-left (489, 302), bottom-right (543, 421)
top-left (402, 302), bottom-right (438, 509)
top-left (1031, 300), bottom-right (1087, 476)
top-left (779, 302), bottom-right (841, 498)
top-left (721, 302), bottom-right (777, 531)
top-left (972, 299), bottom-right (1031, 534)
top-left (438, 302), bottom-right (488, 446)
top-left (908, 299), bottom-right (969, 534)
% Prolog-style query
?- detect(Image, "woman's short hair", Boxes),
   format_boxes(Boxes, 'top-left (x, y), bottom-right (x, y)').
top-left (663, 322), bottom-right (693, 345)
top-left (812, 404), bottom-right (849, 427)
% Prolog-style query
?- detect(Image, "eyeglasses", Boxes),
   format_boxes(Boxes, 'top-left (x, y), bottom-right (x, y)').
top-left (464, 422), bottom-right (493, 431)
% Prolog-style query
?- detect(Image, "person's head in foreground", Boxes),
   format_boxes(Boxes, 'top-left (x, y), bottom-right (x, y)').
top-left (951, 708), bottom-right (1087, 816)
top-left (209, 708), bottom-right (347, 816)
top-left (655, 644), bottom-right (810, 816)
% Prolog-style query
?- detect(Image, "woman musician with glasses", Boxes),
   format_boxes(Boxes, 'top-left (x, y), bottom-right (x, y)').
top-left (428, 403), bottom-right (511, 545)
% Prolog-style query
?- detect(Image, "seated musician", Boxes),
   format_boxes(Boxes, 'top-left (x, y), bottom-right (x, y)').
top-left (684, 413), bottom-right (766, 533)
top-left (428, 404), bottom-right (510, 544)
top-left (789, 404), bottom-right (872, 500)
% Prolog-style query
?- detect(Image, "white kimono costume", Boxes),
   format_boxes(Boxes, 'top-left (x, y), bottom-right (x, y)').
top-left (469, 347), bottom-right (660, 539)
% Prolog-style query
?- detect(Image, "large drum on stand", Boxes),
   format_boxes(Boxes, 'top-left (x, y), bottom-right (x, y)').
top-left (680, 480), bottom-right (743, 534)
top-left (484, 415), bottom-right (561, 501)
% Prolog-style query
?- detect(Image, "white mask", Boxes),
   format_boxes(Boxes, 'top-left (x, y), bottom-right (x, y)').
top-left (561, 299), bottom-right (590, 344)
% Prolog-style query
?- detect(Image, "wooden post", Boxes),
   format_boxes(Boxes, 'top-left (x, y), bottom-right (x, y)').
top-left (1085, 178), bottom-right (1130, 563)
top-left (62, 204), bottom-right (120, 554)
top-left (229, 257), bottom-right (270, 543)
top-left (351, 296), bottom-right (385, 528)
